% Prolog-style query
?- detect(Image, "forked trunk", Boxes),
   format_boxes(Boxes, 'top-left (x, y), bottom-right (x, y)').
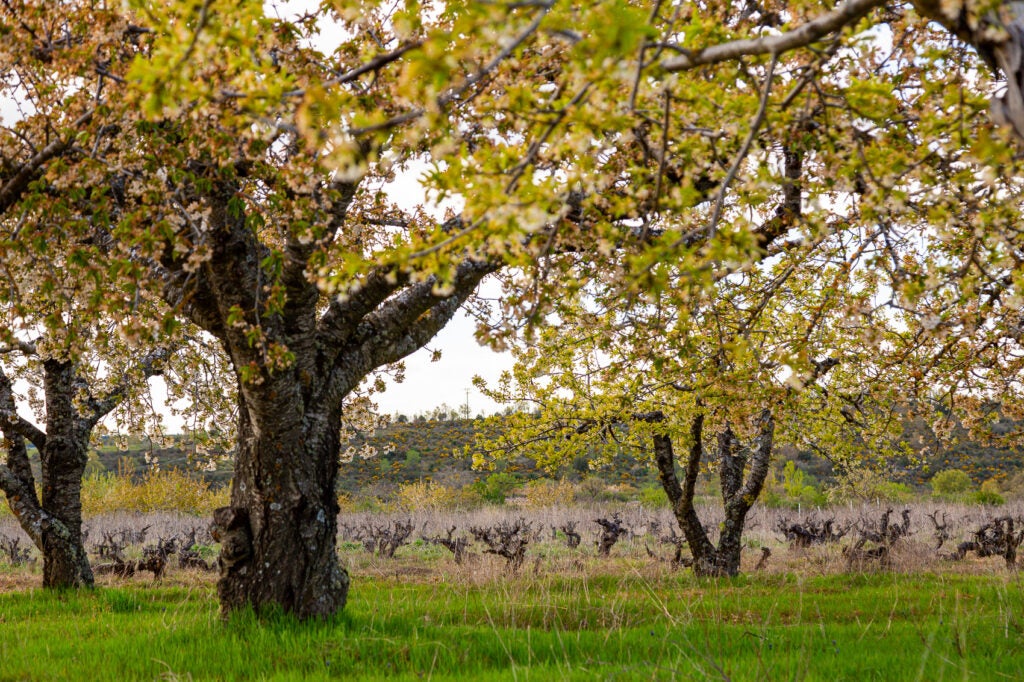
top-left (653, 410), bottom-right (774, 577)
top-left (160, 167), bottom-right (494, 618)
top-left (212, 384), bottom-right (348, 618)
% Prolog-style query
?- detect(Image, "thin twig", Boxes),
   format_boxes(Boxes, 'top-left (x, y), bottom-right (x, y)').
top-left (173, 0), bottom-right (214, 71)
top-left (706, 53), bottom-right (778, 238)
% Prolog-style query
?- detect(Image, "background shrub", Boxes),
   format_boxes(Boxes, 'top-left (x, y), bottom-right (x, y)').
top-left (826, 468), bottom-right (916, 504)
top-left (81, 469), bottom-right (229, 515)
top-left (467, 472), bottom-right (520, 505)
top-left (521, 479), bottom-right (576, 509)
top-left (931, 469), bottom-right (974, 498)
top-left (396, 480), bottom-right (456, 511)
top-left (638, 483), bottom-right (670, 508)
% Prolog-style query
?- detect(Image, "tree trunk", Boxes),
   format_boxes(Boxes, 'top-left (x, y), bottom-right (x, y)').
top-left (0, 360), bottom-right (94, 589)
top-left (39, 360), bottom-right (94, 588)
top-left (37, 455), bottom-right (93, 588)
top-left (158, 165), bottom-right (494, 619)
top-left (211, 379), bottom-right (348, 618)
top-left (652, 409), bottom-right (774, 578)
top-left (40, 515), bottom-right (93, 588)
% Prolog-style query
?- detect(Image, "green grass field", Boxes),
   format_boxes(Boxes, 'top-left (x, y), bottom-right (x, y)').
top-left (1, 569), bottom-right (1022, 680)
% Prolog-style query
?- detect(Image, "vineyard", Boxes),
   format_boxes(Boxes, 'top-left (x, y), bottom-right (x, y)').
top-left (3, 500), bottom-right (1024, 586)
top-left (83, 416), bottom-right (1024, 505)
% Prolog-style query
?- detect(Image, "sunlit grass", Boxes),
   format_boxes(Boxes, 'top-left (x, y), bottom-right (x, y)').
top-left (1, 571), bottom-right (1022, 680)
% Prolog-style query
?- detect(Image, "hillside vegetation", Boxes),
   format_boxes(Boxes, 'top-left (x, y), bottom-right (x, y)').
top-left (40, 413), bottom-right (1019, 517)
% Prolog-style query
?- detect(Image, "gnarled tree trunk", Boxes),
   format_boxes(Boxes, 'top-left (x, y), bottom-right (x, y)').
top-left (652, 409), bottom-right (774, 577)
top-left (153, 140), bottom-right (497, 620)
top-left (0, 351), bottom-right (166, 588)
top-left (211, 381), bottom-right (348, 616)
top-left (0, 360), bottom-right (93, 588)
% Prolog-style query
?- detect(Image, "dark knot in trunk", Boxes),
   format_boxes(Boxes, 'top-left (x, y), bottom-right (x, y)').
top-left (210, 506), bottom-right (253, 577)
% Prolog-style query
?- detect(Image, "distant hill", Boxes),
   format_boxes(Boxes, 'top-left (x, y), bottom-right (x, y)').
top-left (77, 413), bottom-right (1023, 495)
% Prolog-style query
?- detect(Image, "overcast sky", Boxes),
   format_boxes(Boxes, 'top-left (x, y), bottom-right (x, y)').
top-left (372, 309), bottom-right (513, 418)
top-left (370, 158), bottom-right (514, 418)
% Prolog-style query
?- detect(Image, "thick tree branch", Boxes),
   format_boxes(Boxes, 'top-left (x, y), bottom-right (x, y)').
top-left (0, 109), bottom-right (94, 214)
top-left (319, 258), bottom-right (497, 412)
top-left (81, 347), bottom-right (172, 428)
top-left (651, 430), bottom-right (683, 506)
top-left (337, 258), bottom-right (496, 362)
top-left (160, 268), bottom-right (227, 340)
top-left (316, 267), bottom-right (409, 349)
top-left (165, 178), bottom-right (269, 368)
top-left (281, 180), bottom-right (360, 340)
top-left (735, 409), bottom-right (775, 506)
top-left (718, 425), bottom-right (744, 502)
top-left (0, 365), bottom-right (47, 452)
top-left (678, 413), bottom-right (717, 557)
top-left (0, 366), bottom-right (40, 503)
top-left (363, 260), bottom-right (498, 370)
top-left (661, 0), bottom-right (886, 71)
top-left (0, 458), bottom-right (45, 547)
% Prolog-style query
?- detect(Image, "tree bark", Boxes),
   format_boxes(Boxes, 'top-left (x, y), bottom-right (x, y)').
top-left (38, 360), bottom-right (94, 588)
top-left (0, 361), bottom-right (94, 588)
top-left (653, 415), bottom-right (716, 569)
top-left (651, 409), bottom-right (775, 577)
top-left (211, 378), bottom-right (348, 617)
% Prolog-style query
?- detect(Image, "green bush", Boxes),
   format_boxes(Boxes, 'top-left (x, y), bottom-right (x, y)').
top-left (972, 489), bottom-right (1005, 506)
top-left (763, 461), bottom-right (827, 508)
top-left (468, 472), bottom-right (519, 504)
top-left (638, 483), bottom-right (670, 508)
top-left (931, 469), bottom-right (973, 497)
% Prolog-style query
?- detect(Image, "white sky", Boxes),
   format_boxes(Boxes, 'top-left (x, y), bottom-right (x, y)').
top-left (372, 310), bottom-right (512, 418)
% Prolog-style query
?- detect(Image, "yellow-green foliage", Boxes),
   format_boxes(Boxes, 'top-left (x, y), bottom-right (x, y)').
top-left (82, 469), bottom-right (229, 515)
top-left (521, 478), bottom-right (576, 509)
top-left (931, 469), bottom-right (974, 497)
top-left (396, 480), bottom-right (456, 511)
